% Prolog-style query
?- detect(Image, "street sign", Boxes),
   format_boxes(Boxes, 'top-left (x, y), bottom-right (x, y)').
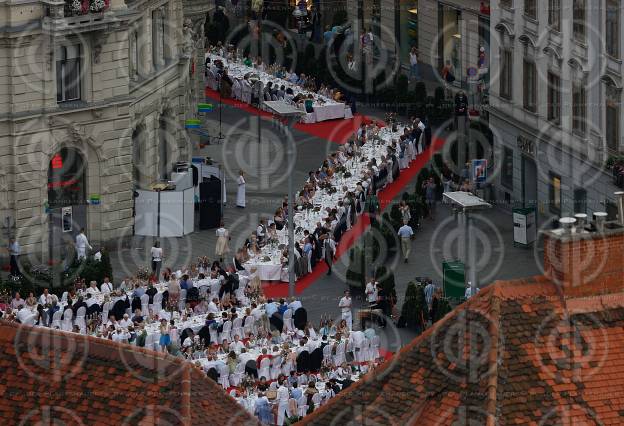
top-left (471, 159), bottom-right (487, 183)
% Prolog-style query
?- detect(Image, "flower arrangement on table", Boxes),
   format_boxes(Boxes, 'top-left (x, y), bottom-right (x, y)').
top-left (384, 112), bottom-right (397, 124)
top-left (89, 0), bottom-right (106, 12)
top-left (344, 171), bottom-right (352, 178)
top-left (136, 267), bottom-right (151, 280)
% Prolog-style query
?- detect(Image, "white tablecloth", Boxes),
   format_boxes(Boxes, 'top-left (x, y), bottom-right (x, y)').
top-left (243, 262), bottom-right (283, 281)
top-left (313, 102), bottom-right (347, 122)
top-left (207, 54), bottom-right (346, 121)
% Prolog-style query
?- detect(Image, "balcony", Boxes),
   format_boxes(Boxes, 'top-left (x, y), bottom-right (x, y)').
top-left (42, 0), bottom-right (129, 34)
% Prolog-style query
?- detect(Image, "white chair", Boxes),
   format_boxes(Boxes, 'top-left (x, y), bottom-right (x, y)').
top-left (230, 361), bottom-right (246, 387)
top-left (371, 335), bottom-right (381, 360)
top-left (51, 310), bottom-right (63, 329)
top-left (258, 357), bottom-right (271, 380)
top-left (270, 355), bottom-right (282, 381)
top-left (217, 362), bottom-right (230, 389)
top-left (311, 392), bottom-right (322, 409)
top-left (178, 288), bottom-right (187, 312)
top-left (60, 292), bottom-right (68, 303)
top-left (198, 286), bottom-right (208, 300)
top-left (243, 315), bottom-right (255, 336)
top-left (209, 326), bottom-right (218, 344)
top-left (241, 81), bottom-right (252, 104)
top-left (333, 341), bottom-right (346, 366)
top-left (297, 395), bottom-right (308, 417)
top-left (231, 317), bottom-right (243, 340)
top-left (101, 301), bottom-right (113, 323)
top-left (232, 80), bottom-right (242, 100)
top-left (219, 320), bottom-right (232, 343)
top-left (283, 309), bottom-right (293, 332)
top-left (322, 344), bottom-right (333, 366)
top-left (150, 292), bottom-right (162, 313)
top-left (74, 306), bottom-right (87, 334)
top-left (140, 294), bottom-right (149, 316)
top-left (359, 338), bottom-right (371, 363)
top-left (281, 358), bottom-right (295, 376)
top-left (61, 309), bottom-right (73, 332)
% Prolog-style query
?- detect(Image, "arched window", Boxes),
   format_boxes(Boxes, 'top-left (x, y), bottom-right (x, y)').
top-left (48, 148), bottom-right (86, 209)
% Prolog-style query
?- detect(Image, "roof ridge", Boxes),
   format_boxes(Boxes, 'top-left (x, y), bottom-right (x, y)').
top-left (1, 319), bottom-right (187, 368)
top-left (485, 286), bottom-right (501, 426)
top-left (300, 285), bottom-right (496, 424)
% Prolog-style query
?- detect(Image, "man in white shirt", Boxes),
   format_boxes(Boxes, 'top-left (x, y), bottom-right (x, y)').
top-left (250, 303), bottom-right (264, 321)
top-left (465, 283), bottom-right (480, 299)
top-left (75, 228), bottom-right (92, 260)
top-left (150, 241), bottom-right (163, 280)
top-left (119, 314), bottom-right (133, 328)
top-left (323, 233), bottom-right (336, 276)
top-left (100, 277), bottom-right (113, 294)
top-left (87, 281), bottom-right (101, 296)
top-left (365, 278), bottom-right (378, 307)
top-left (39, 288), bottom-right (53, 306)
top-left (231, 334), bottom-right (245, 354)
top-left (288, 297), bottom-right (302, 312)
top-left (207, 298), bottom-right (220, 315)
top-left (276, 378), bottom-right (291, 426)
top-left (397, 220), bottom-right (414, 263)
top-left (338, 290), bottom-right (353, 331)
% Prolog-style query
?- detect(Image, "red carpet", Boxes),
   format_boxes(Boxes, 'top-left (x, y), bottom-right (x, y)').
top-left (203, 88), bottom-right (381, 144)
top-left (262, 136), bottom-right (447, 298)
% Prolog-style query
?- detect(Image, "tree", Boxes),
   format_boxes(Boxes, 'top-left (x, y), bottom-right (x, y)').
top-left (375, 266), bottom-right (397, 316)
top-left (433, 298), bottom-right (452, 323)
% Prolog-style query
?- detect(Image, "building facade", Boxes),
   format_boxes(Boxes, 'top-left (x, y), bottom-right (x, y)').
top-left (0, 0), bottom-right (207, 262)
top-left (488, 0), bottom-right (623, 225)
top-left (345, 0), bottom-right (491, 84)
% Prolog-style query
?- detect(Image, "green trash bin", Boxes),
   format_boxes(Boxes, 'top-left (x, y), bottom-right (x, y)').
top-left (443, 260), bottom-right (465, 304)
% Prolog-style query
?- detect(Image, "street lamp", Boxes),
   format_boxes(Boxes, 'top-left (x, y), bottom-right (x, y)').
top-left (263, 101), bottom-right (305, 297)
top-left (442, 191), bottom-right (491, 295)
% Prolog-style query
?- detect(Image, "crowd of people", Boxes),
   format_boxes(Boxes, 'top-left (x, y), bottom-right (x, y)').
top-left (205, 43), bottom-right (353, 113)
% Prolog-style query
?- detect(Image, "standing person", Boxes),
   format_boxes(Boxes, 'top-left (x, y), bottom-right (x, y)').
top-left (236, 170), bottom-right (246, 208)
top-left (397, 219), bottom-right (414, 263)
top-left (338, 290), bottom-right (352, 331)
top-left (215, 221), bottom-right (230, 263)
top-left (365, 277), bottom-right (378, 308)
top-left (409, 47), bottom-right (420, 80)
top-left (276, 378), bottom-right (290, 426)
top-left (7, 237), bottom-right (20, 277)
top-left (423, 178), bottom-right (437, 220)
top-left (323, 233), bottom-right (336, 276)
top-left (75, 228), bottom-right (92, 260)
top-left (159, 319), bottom-right (171, 353)
top-left (151, 240), bottom-right (163, 281)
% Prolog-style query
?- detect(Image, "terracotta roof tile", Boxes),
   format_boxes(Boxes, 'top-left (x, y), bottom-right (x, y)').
top-left (0, 320), bottom-right (258, 426)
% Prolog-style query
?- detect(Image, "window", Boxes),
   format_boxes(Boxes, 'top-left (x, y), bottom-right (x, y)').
top-left (500, 49), bottom-right (512, 99)
top-left (572, 83), bottom-right (586, 134)
top-left (152, 8), bottom-right (166, 68)
top-left (606, 0), bottom-right (620, 58)
top-left (501, 146), bottom-right (514, 189)
top-left (130, 31), bottom-right (139, 79)
top-left (500, 0), bottom-right (512, 8)
top-left (606, 89), bottom-right (620, 152)
top-left (573, 0), bottom-right (585, 42)
top-left (56, 45), bottom-right (81, 103)
top-left (549, 172), bottom-right (562, 215)
top-left (525, 0), bottom-right (536, 19)
top-left (573, 188), bottom-right (587, 214)
top-left (548, 0), bottom-right (561, 31)
top-left (523, 60), bottom-right (536, 112)
top-left (547, 72), bottom-right (561, 124)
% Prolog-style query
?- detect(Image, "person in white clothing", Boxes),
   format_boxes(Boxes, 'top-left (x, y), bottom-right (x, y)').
top-left (75, 228), bottom-right (92, 260)
top-left (338, 290), bottom-right (353, 331)
top-left (276, 379), bottom-right (291, 426)
top-left (38, 288), bottom-right (53, 306)
top-left (236, 170), bottom-right (246, 208)
top-left (150, 241), bottom-right (163, 281)
top-left (365, 278), bottom-right (378, 307)
top-left (100, 277), bottom-right (113, 294)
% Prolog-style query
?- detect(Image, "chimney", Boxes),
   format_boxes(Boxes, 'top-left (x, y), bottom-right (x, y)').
top-left (543, 219), bottom-right (624, 296)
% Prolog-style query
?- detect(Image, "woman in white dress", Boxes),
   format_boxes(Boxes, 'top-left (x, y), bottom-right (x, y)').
top-left (236, 170), bottom-right (246, 208)
top-left (215, 221), bottom-right (230, 263)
